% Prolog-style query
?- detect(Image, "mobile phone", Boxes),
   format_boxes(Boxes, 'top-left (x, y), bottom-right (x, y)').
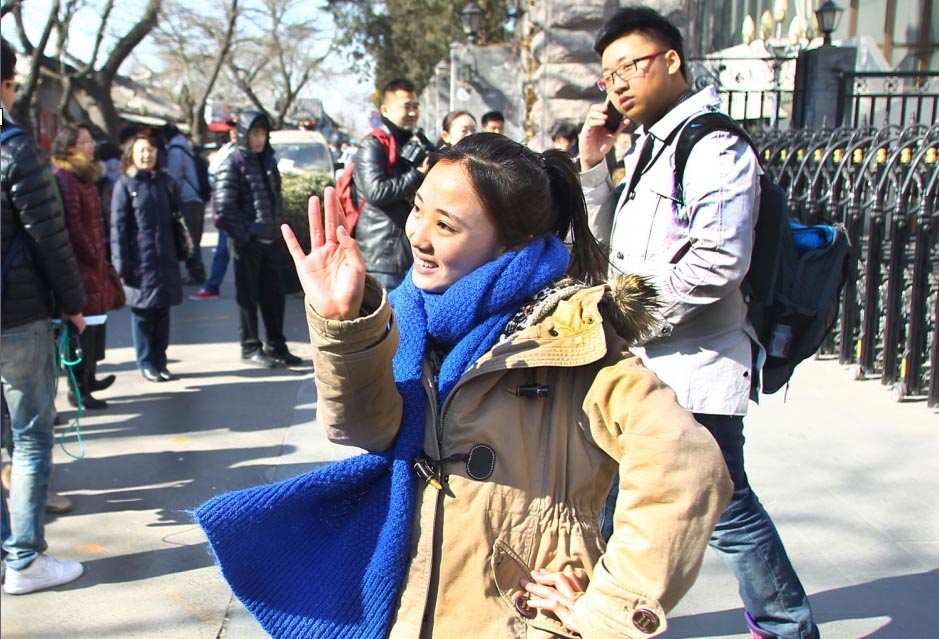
top-left (604, 100), bottom-right (624, 132)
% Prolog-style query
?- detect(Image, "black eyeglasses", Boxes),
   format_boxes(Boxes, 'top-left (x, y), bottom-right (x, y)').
top-left (596, 51), bottom-right (668, 92)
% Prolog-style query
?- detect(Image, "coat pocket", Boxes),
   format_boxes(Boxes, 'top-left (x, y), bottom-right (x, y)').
top-left (491, 539), bottom-right (580, 639)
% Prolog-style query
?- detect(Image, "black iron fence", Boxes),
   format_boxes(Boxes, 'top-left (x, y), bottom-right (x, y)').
top-left (689, 55), bottom-right (796, 130)
top-left (837, 71), bottom-right (939, 129)
top-left (692, 60), bottom-right (939, 132)
top-left (751, 124), bottom-right (939, 406)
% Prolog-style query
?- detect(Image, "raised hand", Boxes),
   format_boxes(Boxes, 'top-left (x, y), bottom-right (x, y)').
top-left (281, 186), bottom-right (366, 320)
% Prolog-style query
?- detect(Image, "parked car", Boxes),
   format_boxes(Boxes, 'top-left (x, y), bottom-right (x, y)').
top-left (269, 130), bottom-right (335, 176)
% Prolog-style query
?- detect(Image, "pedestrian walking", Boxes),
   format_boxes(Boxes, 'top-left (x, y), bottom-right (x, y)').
top-left (191, 118), bottom-right (238, 301)
top-left (197, 133), bottom-right (732, 639)
top-left (212, 111), bottom-right (301, 368)
top-left (578, 7), bottom-right (819, 639)
top-left (1, 37), bottom-right (86, 595)
top-left (111, 133), bottom-right (184, 383)
top-left (52, 123), bottom-right (119, 409)
top-left (164, 124), bottom-right (208, 286)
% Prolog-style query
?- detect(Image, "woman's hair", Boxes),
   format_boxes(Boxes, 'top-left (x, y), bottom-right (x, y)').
top-left (428, 133), bottom-right (608, 284)
top-left (119, 133), bottom-right (162, 174)
top-left (436, 110), bottom-right (476, 148)
top-left (441, 110), bottom-right (474, 134)
top-left (593, 6), bottom-right (687, 82)
top-left (51, 122), bottom-right (93, 160)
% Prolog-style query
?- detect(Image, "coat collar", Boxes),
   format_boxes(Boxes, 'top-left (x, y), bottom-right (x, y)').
top-left (641, 85), bottom-right (721, 143)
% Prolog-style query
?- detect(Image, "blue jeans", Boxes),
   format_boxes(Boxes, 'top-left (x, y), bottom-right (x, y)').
top-left (695, 413), bottom-right (818, 639)
top-left (130, 307), bottom-right (171, 370)
top-left (599, 414), bottom-right (818, 639)
top-left (0, 319), bottom-right (56, 569)
top-left (204, 229), bottom-right (229, 295)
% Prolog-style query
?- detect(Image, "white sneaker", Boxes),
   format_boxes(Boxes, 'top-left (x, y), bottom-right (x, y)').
top-left (3, 554), bottom-right (84, 595)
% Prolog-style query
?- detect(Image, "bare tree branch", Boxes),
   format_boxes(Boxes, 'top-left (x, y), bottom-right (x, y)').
top-left (100, 0), bottom-right (161, 81)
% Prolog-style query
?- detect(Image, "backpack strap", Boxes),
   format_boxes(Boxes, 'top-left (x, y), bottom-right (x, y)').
top-left (1, 126), bottom-right (24, 144)
top-left (368, 128), bottom-right (397, 171)
top-left (674, 112), bottom-right (758, 205)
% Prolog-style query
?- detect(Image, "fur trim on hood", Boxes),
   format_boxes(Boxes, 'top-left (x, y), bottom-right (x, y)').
top-left (601, 273), bottom-right (660, 346)
top-left (52, 153), bottom-right (99, 184)
top-left (505, 274), bottom-right (659, 347)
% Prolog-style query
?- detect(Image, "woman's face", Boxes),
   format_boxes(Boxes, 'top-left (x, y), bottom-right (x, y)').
top-left (441, 114), bottom-right (477, 146)
top-left (132, 138), bottom-right (158, 171)
top-left (73, 128), bottom-right (96, 162)
top-left (405, 161), bottom-right (504, 293)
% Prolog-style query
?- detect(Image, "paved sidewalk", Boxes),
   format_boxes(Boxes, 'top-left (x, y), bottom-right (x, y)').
top-left (2, 232), bottom-right (937, 638)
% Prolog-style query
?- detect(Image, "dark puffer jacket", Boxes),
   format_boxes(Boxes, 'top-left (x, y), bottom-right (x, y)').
top-left (54, 154), bottom-right (115, 315)
top-left (1, 121), bottom-right (85, 330)
top-left (213, 111), bottom-right (281, 248)
top-left (352, 117), bottom-right (425, 277)
top-left (110, 169), bottom-right (183, 309)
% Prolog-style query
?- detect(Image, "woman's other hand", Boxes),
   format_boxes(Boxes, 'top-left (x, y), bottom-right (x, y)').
top-left (281, 186), bottom-right (365, 320)
top-left (521, 568), bottom-right (584, 634)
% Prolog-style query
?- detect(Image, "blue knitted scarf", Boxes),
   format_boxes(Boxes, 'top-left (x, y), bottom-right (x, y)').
top-left (195, 235), bottom-right (569, 639)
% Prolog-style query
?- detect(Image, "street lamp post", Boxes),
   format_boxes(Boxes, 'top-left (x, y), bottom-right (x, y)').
top-left (461, 1), bottom-right (483, 45)
top-left (815, 0), bottom-right (845, 47)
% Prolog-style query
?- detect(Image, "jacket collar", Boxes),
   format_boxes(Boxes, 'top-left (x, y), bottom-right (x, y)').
top-left (642, 85), bottom-right (721, 143)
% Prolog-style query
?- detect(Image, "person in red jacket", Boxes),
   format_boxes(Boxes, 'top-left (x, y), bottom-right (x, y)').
top-left (52, 123), bottom-right (119, 409)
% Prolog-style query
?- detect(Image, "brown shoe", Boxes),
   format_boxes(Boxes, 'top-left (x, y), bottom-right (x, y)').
top-left (45, 491), bottom-right (73, 514)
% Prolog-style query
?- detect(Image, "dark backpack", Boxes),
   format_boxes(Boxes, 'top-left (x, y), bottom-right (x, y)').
top-left (335, 128), bottom-right (396, 234)
top-left (169, 144), bottom-right (212, 202)
top-left (674, 112), bottom-right (851, 394)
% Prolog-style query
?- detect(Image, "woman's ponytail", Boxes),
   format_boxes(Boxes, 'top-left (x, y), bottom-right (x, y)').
top-left (541, 150), bottom-right (609, 284)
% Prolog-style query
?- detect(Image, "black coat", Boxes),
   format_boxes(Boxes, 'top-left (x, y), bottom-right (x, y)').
top-left (110, 169), bottom-right (183, 309)
top-left (352, 119), bottom-right (424, 277)
top-left (213, 111), bottom-right (282, 248)
top-left (1, 121), bottom-right (85, 330)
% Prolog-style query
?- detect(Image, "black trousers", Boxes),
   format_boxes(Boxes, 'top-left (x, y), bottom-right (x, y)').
top-left (230, 238), bottom-right (286, 356)
top-left (183, 200), bottom-right (206, 275)
top-left (70, 323), bottom-right (106, 391)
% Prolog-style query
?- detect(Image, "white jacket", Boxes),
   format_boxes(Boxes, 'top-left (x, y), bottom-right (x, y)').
top-left (581, 87), bottom-right (760, 415)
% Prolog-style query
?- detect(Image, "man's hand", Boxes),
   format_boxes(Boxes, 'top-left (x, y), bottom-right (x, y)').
top-left (65, 313), bottom-right (86, 334)
top-left (521, 568), bottom-right (584, 634)
top-left (579, 102), bottom-right (629, 172)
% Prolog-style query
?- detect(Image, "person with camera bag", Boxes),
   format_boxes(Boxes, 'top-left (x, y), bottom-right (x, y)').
top-left (352, 78), bottom-right (432, 291)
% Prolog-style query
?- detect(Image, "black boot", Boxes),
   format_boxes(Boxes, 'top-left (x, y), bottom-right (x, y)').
top-left (68, 370), bottom-right (108, 410)
top-left (89, 374), bottom-right (116, 392)
top-left (67, 388), bottom-right (108, 410)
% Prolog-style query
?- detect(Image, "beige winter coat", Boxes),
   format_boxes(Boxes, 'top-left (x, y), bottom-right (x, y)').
top-left (307, 276), bottom-right (732, 639)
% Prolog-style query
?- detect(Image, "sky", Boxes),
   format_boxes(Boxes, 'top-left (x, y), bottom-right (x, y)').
top-left (0, 0), bottom-right (377, 133)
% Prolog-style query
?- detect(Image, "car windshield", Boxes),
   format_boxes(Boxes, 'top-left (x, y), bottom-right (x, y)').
top-left (271, 142), bottom-right (332, 174)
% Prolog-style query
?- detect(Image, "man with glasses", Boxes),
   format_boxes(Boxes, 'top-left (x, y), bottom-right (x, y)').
top-left (578, 8), bottom-right (819, 639)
